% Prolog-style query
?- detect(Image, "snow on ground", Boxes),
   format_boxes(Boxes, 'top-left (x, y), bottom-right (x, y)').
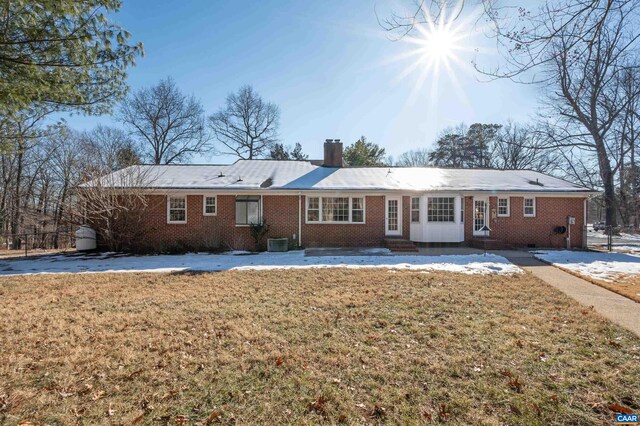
top-left (0, 251), bottom-right (521, 276)
top-left (533, 250), bottom-right (640, 281)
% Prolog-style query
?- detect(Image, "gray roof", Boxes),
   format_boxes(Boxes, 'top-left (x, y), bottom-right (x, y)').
top-left (88, 160), bottom-right (595, 193)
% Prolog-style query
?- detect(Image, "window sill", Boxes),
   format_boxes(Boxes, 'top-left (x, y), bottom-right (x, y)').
top-left (167, 221), bottom-right (187, 225)
top-left (203, 213), bottom-right (217, 217)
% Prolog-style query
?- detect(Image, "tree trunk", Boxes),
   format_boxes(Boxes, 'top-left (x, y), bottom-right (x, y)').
top-left (594, 134), bottom-right (617, 227)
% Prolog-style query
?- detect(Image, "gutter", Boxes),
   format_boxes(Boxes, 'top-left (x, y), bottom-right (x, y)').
top-left (298, 192), bottom-right (302, 248)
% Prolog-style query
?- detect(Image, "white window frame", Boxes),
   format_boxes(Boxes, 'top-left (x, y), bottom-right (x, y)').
top-left (305, 196), bottom-right (366, 224)
top-left (497, 197), bottom-right (510, 217)
top-left (411, 197), bottom-right (420, 223)
top-left (235, 195), bottom-right (262, 227)
top-left (426, 197), bottom-right (456, 223)
top-left (523, 197), bottom-right (536, 217)
top-left (203, 195), bottom-right (217, 216)
top-left (167, 195), bottom-right (187, 224)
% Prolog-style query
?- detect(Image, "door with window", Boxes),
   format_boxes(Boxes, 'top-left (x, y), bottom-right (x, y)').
top-left (473, 197), bottom-right (488, 236)
top-left (385, 196), bottom-right (402, 236)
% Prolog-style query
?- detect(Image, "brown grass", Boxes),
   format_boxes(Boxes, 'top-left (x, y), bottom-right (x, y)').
top-left (1, 270), bottom-right (639, 425)
top-left (583, 274), bottom-right (640, 303)
top-left (551, 263), bottom-right (640, 303)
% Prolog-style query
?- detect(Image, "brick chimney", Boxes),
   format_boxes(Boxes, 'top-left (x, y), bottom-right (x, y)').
top-left (323, 139), bottom-right (343, 167)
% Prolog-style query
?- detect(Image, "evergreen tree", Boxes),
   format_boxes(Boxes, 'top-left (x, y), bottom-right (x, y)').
top-left (343, 136), bottom-right (387, 166)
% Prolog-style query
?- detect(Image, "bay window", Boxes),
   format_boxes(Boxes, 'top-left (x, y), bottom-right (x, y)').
top-left (411, 197), bottom-right (420, 223)
top-left (427, 197), bottom-right (455, 222)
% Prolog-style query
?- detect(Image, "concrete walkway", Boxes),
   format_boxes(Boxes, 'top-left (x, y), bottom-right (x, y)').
top-left (500, 251), bottom-right (640, 337)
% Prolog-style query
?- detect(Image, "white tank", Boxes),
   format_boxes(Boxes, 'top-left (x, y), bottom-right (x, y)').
top-left (75, 226), bottom-right (97, 251)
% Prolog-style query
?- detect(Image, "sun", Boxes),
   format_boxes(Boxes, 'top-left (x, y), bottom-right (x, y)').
top-left (388, 6), bottom-right (474, 103)
top-left (418, 25), bottom-right (459, 66)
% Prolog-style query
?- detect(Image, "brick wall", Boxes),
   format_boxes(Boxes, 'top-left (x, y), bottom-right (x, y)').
top-left (112, 194), bottom-right (411, 251)
top-left (463, 196), bottom-right (586, 248)
top-left (97, 193), bottom-right (584, 251)
top-left (302, 195), bottom-right (389, 247)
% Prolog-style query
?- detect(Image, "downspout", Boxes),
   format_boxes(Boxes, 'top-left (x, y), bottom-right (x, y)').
top-left (583, 198), bottom-right (588, 249)
top-left (298, 192), bottom-right (302, 248)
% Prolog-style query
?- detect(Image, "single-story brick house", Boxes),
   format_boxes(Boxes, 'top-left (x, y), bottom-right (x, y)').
top-left (88, 141), bottom-right (596, 251)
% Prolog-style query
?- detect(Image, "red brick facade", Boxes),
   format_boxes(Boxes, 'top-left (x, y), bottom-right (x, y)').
top-left (463, 196), bottom-right (586, 248)
top-left (109, 193), bottom-right (586, 251)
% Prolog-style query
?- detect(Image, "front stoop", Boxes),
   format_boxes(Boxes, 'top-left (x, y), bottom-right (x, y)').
top-left (384, 238), bottom-right (419, 253)
top-left (472, 237), bottom-right (511, 250)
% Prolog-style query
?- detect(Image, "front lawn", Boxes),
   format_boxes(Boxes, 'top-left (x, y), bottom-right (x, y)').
top-left (1, 270), bottom-right (639, 425)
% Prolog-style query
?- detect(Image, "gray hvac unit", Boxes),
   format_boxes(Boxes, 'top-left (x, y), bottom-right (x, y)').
top-left (267, 238), bottom-right (289, 252)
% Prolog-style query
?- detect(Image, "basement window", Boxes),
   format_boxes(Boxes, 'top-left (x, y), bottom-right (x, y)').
top-left (236, 196), bottom-right (261, 225)
top-left (167, 196), bottom-right (187, 224)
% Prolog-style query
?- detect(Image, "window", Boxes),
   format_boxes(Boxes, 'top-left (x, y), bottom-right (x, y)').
top-left (236, 196), bottom-right (261, 225)
top-left (497, 197), bottom-right (510, 217)
top-left (322, 197), bottom-right (349, 222)
top-left (460, 198), bottom-right (464, 222)
top-left (306, 196), bottom-right (365, 223)
top-left (411, 197), bottom-right (420, 223)
top-left (351, 198), bottom-right (364, 223)
top-left (427, 197), bottom-right (455, 222)
top-left (167, 196), bottom-right (186, 223)
top-left (307, 197), bottom-right (320, 222)
top-left (203, 196), bottom-right (217, 215)
top-left (524, 197), bottom-right (536, 217)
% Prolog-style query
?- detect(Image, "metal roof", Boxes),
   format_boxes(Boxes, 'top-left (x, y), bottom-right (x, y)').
top-left (86, 160), bottom-right (595, 193)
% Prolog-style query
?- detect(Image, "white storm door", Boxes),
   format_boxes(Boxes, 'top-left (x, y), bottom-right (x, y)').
top-left (385, 196), bottom-right (402, 236)
top-left (473, 197), bottom-right (488, 236)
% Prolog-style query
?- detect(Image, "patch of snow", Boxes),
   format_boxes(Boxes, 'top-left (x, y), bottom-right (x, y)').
top-left (533, 250), bottom-right (640, 282)
top-left (620, 232), bottom-right (640, 241)
top-left (0, 251), bottom-right (521, 276)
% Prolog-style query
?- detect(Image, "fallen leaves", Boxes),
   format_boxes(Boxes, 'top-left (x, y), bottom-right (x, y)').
top-left (608, 404), bottom-right (634, 414)
top-left (307, 395), bottom-right (329, 419)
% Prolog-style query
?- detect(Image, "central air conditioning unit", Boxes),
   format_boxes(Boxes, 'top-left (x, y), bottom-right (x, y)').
top-left (267, 238), bottom-right (289, 252)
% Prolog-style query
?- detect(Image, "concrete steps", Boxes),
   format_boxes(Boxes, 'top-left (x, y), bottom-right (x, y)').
top-left (384, 238), bottom-right (419, 253)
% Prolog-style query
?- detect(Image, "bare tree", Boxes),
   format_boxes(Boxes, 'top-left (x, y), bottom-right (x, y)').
top-left (537, 2), bottom-right (640, 226)
top-left (119, 77), bottom-right (207, 164)
top-left (382, 1), bottom-right (640, 227)
top-left (209, 85), bottom-right (280, 159)
top-left (79, 125), bottom-right (141, 174)
top-left (493, 122), bottom-right (562, 173)
top-left (395, 148), bottom-right (431, 166)
top-left (78, 166), bottom-right (157, 252)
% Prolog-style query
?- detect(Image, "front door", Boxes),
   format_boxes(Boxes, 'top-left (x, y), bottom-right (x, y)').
top-left (385, 196), bottom-right (402, 236)
top-left (473, 197), bottom-right (488, 236)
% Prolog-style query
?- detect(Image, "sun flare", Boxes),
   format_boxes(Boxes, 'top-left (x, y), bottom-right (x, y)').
top-left (418, 25), bottom-right (459, 66)
top-left (389, 6), bottom-right (475, 104)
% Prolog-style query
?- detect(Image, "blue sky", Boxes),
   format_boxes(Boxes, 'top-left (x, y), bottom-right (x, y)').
top-left (63, 0), bottom-right (542, 163)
